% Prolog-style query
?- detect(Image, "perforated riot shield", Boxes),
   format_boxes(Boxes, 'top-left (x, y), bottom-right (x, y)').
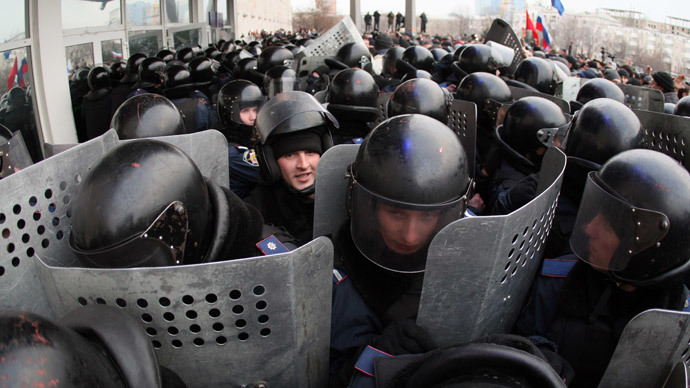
top-left (36, 237), bottom-right (333, 388)
top-left (295, 17), bottom-right (381, 75)
top-left (599, 309), bottom-right (690, 388)
top-left (417, 147), bottom-right (566, 346)
top-left (485, 19), bottom-right (525, 76)
top-left (313, 144), bottom-right (359, 239)
top-left (0, 132), bottom-right (33, 178)
top-left (0, 129), bottom-right (229, 318)
top-left (634, 109), bottom-right (690, 171)
top-left (555, 76), bottom-right (584, 102)
top-left (43, 143), bottom-right (76, 158)
top-left (619, 83), bottom-right (665, 112)
top-left (508, 86), bottom-right (570, 115)
top-left (448, 99), bottom-right (477, 177)
top-left (663, 362), bottom-right (688, 388)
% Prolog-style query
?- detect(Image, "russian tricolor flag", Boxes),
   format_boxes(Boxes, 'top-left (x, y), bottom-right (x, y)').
top-left (536, 16), bottom-right (551, 51)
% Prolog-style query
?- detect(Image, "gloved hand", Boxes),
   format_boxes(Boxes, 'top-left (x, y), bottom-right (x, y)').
top-left (370, 320), bottom-right (437, 355)
top-left (504, 174), bottom-right (539, 211)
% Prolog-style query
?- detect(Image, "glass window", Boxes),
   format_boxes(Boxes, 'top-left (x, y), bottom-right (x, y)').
top-left (0, 47), bottom-right (43, 163)
top-left (165, 0), bottom-right (191, 24)
top-left (101, 39), bottom-right (124, 65)
top-left (173, 29), bottom-right (200, 50)
top-left (62, 0), bottom-right (122, 30)
top-left (217, 0), bottom-right (227, 25)
top-left (126, 0), bottom-right (161, 26)
top-left (0, 1), bottom-right (28, 43)
top-left (66, 43), bottom-right (95, 77)
top-left (128, 30), bottom-right (163, 56)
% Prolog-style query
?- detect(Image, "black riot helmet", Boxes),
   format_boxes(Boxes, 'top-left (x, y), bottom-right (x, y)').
top-left (220, 40), bottom-right (236, 53)
top-left (496, 97), bottom-right (569, 169)
top-left (188, 56), bottom-right (215, 85)
top-left (0, 307), bottom-right (164, 388)
top-left (87, 66), bottom-right (111, 91)
top-left (257, 46), bottom-right (294, 73)
top-left (674, 96), bottom-right (690, 117)
top-left (326, 68), bottom-right (380, 122)
top-left (176, 47), bottom-right (195, 63)
top-left (513, 57), bottom-right (560, 95)
top-left (121, 53), bottom-right (146, 84)
top-left (576, 78), bottom-right (625, 105)
top-left (221, 51), bottom-right (241, 73)
top-left (565, 98), bottom-right (642, 167)
top-left (348, 114), bottom-right (471, 273)
top-left (204, 47), bottom-right (222, 60)
top-left (388, 78), bottom-right (449, 123)
top-left (402, 46), bottom-right (435, 72)
top-left (240, 44), bottom-right (262, 59)
top-left (109, 61), bottom-right (127, 83)
top-left (431, 48), bottom-right (450, 62)
top-left (217, 79), bottom-right (264, 129)
top-left (457, 43), bottom-right (507, 74)
top-left (137, 57), bottom-right (166, 89)
top-left (455, 72), bottom-right (512, 129)
top-left (263, 65), bottom-right (300, 99)
top-left (335, 42), bottom-right (372, 69)
top-left (70, 140), bottom-right (211, 267)
top-left (235, 57), bottom-right (259, 80)
top-left (383, 47), bottom-right (405, 77)
top-left (155, 48), bottom-right (175, 63)
top-left (254, 91), bottom-right (337, 187)
top-left (163, 64), bottom-right (193, 99)
top-left (570, 149), bottom-right (690, 286)
top-left (7, 86), bottom-right (26, 107)
top-left (110, 93), bottom-right (186, 139)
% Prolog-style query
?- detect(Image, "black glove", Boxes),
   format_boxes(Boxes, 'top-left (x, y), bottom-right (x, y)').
top-left (504, 174), bottom-right (539, 212)
top-left (370, 320), bottom-right (437, 355)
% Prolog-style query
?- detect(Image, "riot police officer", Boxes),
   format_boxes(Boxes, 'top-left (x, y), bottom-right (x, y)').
top-left (516, 149), bottom-right (690, 388)
top-left (330, 114), bottom-right (472, 386)
top-left (82, 66), bottom-right (113, 140)
top-left (326, 68), bottom-right (380, 144)
top-left (245, 91), bottom-right (338, 246)
top-left (217, 80), bottom-right (264, 197)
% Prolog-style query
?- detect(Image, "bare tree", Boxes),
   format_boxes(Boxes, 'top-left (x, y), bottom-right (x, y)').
top-left (292, 8), bottom-right (339, 33)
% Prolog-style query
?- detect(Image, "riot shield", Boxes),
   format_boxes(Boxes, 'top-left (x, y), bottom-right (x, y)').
top-left (634, 109), bottom-right (690, 171)
top-left (508, 86), bottom-right (571, 115)
top-left (43, 143), bottom-right (77, 158)
top-left (663, 362), bottom-right (688, 388)
top-left (313, 144), bottom-right (359, 239)
top-left (36, 237), bottom-right (333, 388)
top-left (0, 132), bottom-right (33, 178)
top-left (485, 19), bottom-right (525, 76)
top-left (619, 83), bottom-right (665, 112)
top-left (448, 99), bottom-right (477, 177)
top-left (0, 129), bottom-right (230, 318)
top-left (297, 55), bottom-right (328, 81)
top-left (599, 309), bottom-right (690, 388)
top-left (417, 147), bottom-right (566, 346)
top-left (555, 76), bottom-right (584, 102)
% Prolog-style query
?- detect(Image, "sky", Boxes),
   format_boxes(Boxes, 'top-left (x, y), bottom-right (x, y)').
top-left (291, 0), bottom-right (690, 24)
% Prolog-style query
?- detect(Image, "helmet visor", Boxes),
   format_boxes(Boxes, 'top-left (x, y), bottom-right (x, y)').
top-left (350, 178), bottom-right (469, 273)
top-left (570, 172), bottom-right (670, 271)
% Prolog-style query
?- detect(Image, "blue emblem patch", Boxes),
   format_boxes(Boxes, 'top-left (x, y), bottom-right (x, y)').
top-left (256, 235), bottom-right (290, 255)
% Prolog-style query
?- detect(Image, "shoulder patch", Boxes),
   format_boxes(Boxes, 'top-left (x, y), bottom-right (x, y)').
top-left (354, 346), bottom-right (393, 377)
top-left (541, 258), bottom-right (577, 278)
top-left (684, 292), bottom-right (690, 313)
top-left (242, 149), bottom-right (259, 166)
top-left (256, 235), bottom-right (289, 255)
top-left (351, 137), bottom-right (364, 144)
top-left (333, 268), bottom-right (348, 284)
top-left (198, 98), bottom-right (208, 105)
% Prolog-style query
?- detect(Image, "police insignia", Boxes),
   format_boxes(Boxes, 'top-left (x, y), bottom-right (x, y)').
top-left (256, 235), bottom-right (289, 255)
top-left (243, 149), bottom-right (259, 166)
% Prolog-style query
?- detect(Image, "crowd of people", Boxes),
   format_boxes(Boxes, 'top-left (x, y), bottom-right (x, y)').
top-left (2, 17), bottom-right (690, 387)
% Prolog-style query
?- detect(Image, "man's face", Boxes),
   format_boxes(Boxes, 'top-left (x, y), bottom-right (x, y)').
top-left (239, 106), bottom-right (258, 126)
top-left (276, 150), bottom-right (320, 192)
top-left (376, 203), bottom-right (441, 255)
top-left (584, 213), bottom-right (620, 270)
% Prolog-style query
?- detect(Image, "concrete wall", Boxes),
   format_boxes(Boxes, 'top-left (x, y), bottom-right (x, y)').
top-left (235, 0), bottom-right (292, 36)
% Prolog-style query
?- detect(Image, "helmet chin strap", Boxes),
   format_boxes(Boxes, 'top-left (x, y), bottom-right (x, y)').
top-left (283, 180), bottom-right (315, 197)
